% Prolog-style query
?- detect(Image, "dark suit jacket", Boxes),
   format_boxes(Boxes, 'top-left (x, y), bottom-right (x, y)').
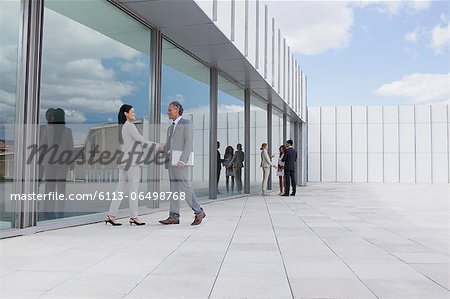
top-left (282, 147), bottom-right (297, 171)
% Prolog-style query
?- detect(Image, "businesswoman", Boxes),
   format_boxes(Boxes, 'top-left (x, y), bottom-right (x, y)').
top-left (106, 104), bottom-right (157, 226)
top-left (276, 145), bottom-right (286, 195)
top-left (260, 143), bottom-right (272, 196)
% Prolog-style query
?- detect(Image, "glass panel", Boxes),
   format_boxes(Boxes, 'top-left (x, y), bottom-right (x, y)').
top-left (217, 75), bottom-right (244, 198)
top-left (250, 95), bottom-right (268, 193)
top-left (38, 0), bottom-right (152, 222)
top-left (0, 0), bottom-right (20, 230)
top-left (271, 109), bottom-right (284, 188)
top-left (161, 39), bottom-right (210, 207)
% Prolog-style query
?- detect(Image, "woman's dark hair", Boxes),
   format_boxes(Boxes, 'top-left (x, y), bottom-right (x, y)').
top-left (224, 146), bottom-right (234, 159)
top-left (279, 145), bottom-right (286, 158)
top-left (118, 104), bottom-right (133, 144)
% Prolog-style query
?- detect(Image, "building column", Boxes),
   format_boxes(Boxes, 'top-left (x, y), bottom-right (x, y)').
top-left (267, 103), bottom-right (272, 189)
top-left (299, 120), bottom-right (307, 186)
top-left (244, 88), bottom-right (251, 194)
top-left (15, 0), bottom-right (45, 229)
top-left (209, 67), bottom-right (218, 199)
top-left (148, 29), bottom-right (163, 208)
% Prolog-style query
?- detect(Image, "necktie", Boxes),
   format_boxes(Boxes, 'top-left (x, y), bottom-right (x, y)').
top-left (167, 122), bottom-right (175, 149)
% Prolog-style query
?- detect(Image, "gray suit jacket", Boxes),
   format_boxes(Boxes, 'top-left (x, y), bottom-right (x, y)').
top-left (164, 117), bottom-right (193, 165)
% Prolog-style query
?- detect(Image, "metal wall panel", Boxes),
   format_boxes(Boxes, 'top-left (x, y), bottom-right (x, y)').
top-left (400, 154), bottom-right (415, 183)
top-left (257, 1), bottom-right (266, 76)
top-left (194, 0), bottom-right (214, 19)
top-left (384, 154), bottom-right (399, 182)
top-left (383, 106), bottom-right (398, 123)
top-left (336, 153), bottom-right (351, 181)
top-left (215, 0), bottom-right (232, 39)
top-left (416, 154), bottom-right (432, 183)
top-left (322, 154), bottom-right (336, 181)
top-left (234, 0), bottom-right (246, 53)
top-left (308, 124), bottom-right (320, 153)
top-left (308, 153), bottom-right (321, 181)
top-left (308, 106), bottom-right (320, 124)
top-left (337, 124), bottom-right (351, 153)
top-left (352, 124), bottom-right (367, 153)
top-left (264, 6), bottom-right (272, 82)
top-left (368, 154), bottom-right (383, 182)
top-left (247, 0), bottom-right (257, 65)
top-left (308, 104), bottom-right (449, 183)
top-left (432, 154), bottom-right (448, 183)
top-left (367, 108), bottom-right (383, 182)
top-left (368, 123), bottom-right (383, 153)
top-left (431, 105), bottom-right (448, 182)
top-left (352, 153), bottom-right (367, 182)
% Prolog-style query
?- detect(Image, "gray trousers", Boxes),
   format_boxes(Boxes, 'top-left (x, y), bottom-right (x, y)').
top-left (168, 166), bottom-right (203, 219)
top-left (108, 165), bottom-right (140, 218)
top-left (262, 167), bottom-right (270, 192)
top-left (233, 167), bottom-right (243, 191)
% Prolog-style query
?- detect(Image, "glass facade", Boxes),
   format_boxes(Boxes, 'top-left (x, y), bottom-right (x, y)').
top-left (217, 75), bottom-right (245, 198)
top-left (39, 0), bottom-right (152, 221)
top-left (0, 0), bottom-right (21, 230)
top-left (161, 39), bottom-right (210, 202)
top-left (0, 0), bottom-right (305, 236)
top-left (249, 95), bottom-right (268, 193)
top-left (271, 109), bottom-right (284, 187)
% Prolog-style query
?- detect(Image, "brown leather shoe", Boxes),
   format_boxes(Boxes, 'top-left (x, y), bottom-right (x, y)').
top-left (191, 212), bottom-right (206, 226)
top-left (159, 217), bottom-right (180, 225)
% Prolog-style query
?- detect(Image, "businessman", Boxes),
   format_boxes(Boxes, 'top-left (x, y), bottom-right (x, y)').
top-left (159, 101), bottom-right (206, 225)
top-left (281, 139), bottom-right (297, 196)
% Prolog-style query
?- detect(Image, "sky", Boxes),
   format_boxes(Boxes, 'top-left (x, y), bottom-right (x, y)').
top-left (267, 0), bottom-right (449, 106)
top-left (1, 0), bottom-right (448, 139)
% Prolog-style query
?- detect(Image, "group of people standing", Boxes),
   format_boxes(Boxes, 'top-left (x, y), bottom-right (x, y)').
top-left (104, 101), bottom-right (297, 226)
top-left (260, 140), bottom-right (297, 196)
top-left (217, 141), bottom-right (245, 194)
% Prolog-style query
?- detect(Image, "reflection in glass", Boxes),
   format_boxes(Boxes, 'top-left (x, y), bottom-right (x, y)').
top-left (161, 39), bottom-right (210, 203)
top-left (39, 0), bottom-right (152, 221)
top-left (271, 110), bottom-right (284, 186)
top-left (0, 0), bottom-right (20, 230)
top-left (217, 75), bottom-right (244, 197)
top-left (250, 95), bottom-right (268, 192)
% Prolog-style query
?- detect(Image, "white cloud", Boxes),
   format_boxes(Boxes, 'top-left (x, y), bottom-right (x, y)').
top-left (0, 6), bottom-right (148, 125)
top-left (375, 73), bottom-right (450, 104)
top-left (268, 1), bottom-right (354, 55)
top-left (404, 30), bottom-right (418, 43)
top-left (354, 0), bottom-right (431, 15)
top-left (267, 0), bottom-right (431, 55)
top-left (428, 15), bottom-right (449, 54)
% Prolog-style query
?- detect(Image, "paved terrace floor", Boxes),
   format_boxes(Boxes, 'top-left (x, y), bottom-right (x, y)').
top-left (1, 183), bottom-right (449, 299)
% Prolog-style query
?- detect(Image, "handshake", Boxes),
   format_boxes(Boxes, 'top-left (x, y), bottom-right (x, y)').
top-left (157, 143), bottom-right (165, 152)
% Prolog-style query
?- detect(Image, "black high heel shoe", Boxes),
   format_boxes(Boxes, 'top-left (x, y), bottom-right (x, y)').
top-left (105, 216), bottom-right (122, 226)
top-left (129, 218), bottom-right (146, 226)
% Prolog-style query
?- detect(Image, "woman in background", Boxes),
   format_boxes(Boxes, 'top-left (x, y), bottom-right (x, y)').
top-left (276, 145), bottom-right (286, 195)
top-left (223, 145), bottom-right (235, 194)
top-left (260, 143), bottom-right (272, 196)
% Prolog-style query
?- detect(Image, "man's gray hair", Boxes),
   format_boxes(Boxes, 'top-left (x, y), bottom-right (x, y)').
top-left (169, 101), bottom-right (184, 116)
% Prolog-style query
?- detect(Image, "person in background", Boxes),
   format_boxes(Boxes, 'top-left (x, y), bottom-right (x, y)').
top-left (216, 141), bottom-right (223, 193)
top-left (276, 145), bottom-right (286, 195)
top-left (222, 145), bottom-right (235, 194)
top-left (229, 143), bottom-right (244, 193)
top-left (260, 143), bottom-right (271, 196)
top-left (281, 139), bottom-right (297, 196)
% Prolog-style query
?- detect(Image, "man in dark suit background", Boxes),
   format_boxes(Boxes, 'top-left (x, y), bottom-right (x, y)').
top-left (281, 139), bottom-right (297, 196)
